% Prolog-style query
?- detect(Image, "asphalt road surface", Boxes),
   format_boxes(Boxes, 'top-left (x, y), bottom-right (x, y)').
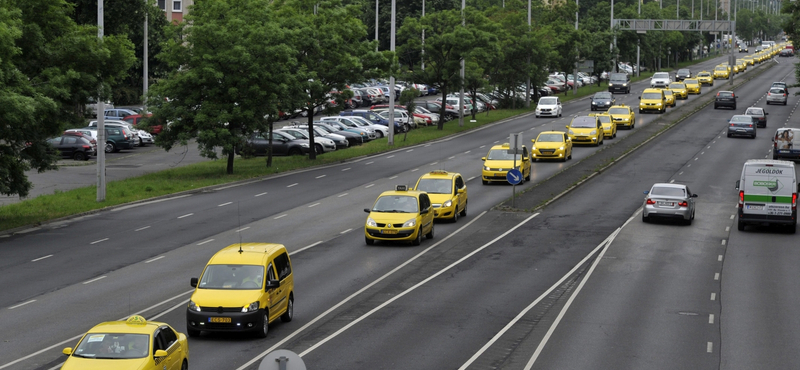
top-left (1, 53), bottom-right (797, 370)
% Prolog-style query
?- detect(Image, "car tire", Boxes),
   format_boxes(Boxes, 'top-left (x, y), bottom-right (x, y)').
top-left (412, 228), bottom-right (423, 246)
top-left (790, 223), bottom-right (797, 234)
top-left (685, 216), bottom-right (693, 225)
top-left (452, 207), bottom-right (459, 223)
top-left (314, 144), bottom-right (323, 155)
top-left (714, 105), bottom-right (718, 109)
top-left (525, 171), bottom-right (531, 181)
top-left (784, 101), bottom-right (788, 106)
top-left (642, 213), bottom-right (650, 223)
top-left (187, 327), bottom-right (201, 337)
top-left (73, 152), bottom-right (86, 161)
top-left (727, 133), bottom-right (732, 137)
top-left (365, 236), bottom-right (374, 245)
top-left (139, 138), bottom-right (144, 147)
top-left (182, 360), bottom-right (188, 370)
top-left (377, 131), bottom-right (384, 138)
top-left (426, 223), bottom-right (434, 239)
top-left (288, 148), bottom-right (303, 156)
top-left (105, 142), bottom-right (116, 153)
top-left (737, 219), bottom-right (745, 231)
top-left (460, 203), bottom-right (467, 217)
top-left (280, 295), bottom-right (293, 322)
top-left (535, 114), bottom-right (539, 118)
top-left (568, 151), bottom-right (572, 160)
top-left (256, 311), bottom-right (269, 338)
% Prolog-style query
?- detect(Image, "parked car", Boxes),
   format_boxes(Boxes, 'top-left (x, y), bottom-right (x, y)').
top-left (311, 122), bottom-right (364, 146)
top-left (286, 125), bottom-right (350, 149)
top-left (321, 116), bottom-right (381, 139)
top-left (237, 131), bottom-right (314, 156)
top-left (340, 109), bottom-right (402, 132)
top-left (89, 120), bottom-right (141, 147)
top-left (77, 126), bottom-right (135, 153)
top-left (122, 114), bottom-right (162, 135)
top-left (414, 100), bottom-right (458, 121)
top-left (47, 134), bottom-right (96, 161)
top-left (103, 108), bottom-right (139, 121)
top-left (277, 127), bottom-right (336, 153)
top-left (325, 115), bottom-right (390, 137)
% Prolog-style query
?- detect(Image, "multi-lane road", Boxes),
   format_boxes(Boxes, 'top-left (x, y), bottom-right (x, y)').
top-left (1, 53), bottom-right (798, 370)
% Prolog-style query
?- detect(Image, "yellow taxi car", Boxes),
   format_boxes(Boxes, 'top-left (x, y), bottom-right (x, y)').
top-left (531, 130), bottom-right (573, 161)
top-left (714, 65), bottom-right (730, 79)
top-left (187, 243), bottom-right (294, 338)
top-left (669, 82), bottom-right (688, 99)
top-left (743, 57), bottom-right (754, 66)
top-left (481, 143), bottom-right (531, 185)
top-left (683, 79), bottom-right (701, 94)
top-left (566, 115), bottom-right (604, 146)
top-left (608, 104), bottom-right (636, 129)
top-left (592, 112), bottom-right (617, 139)
top-left (696, 71), bottom-right (714, 86)
top-left (662, 89), bottom-right (676, 107)
top-left (413, 170), bottom-right (467, 222)
top-left (730, 63), bottom-right (740, 74)
top-left (736, 59), bottom-right (747, 72)
top-left (364, 185), bottom-right (434, 245)
top-left (62, 315), bottom-right (188, 370)
top-left (638, 88), bottom-right (666, 114)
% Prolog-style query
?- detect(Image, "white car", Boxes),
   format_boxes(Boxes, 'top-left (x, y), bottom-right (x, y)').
top-left (650, 72), bottom-right (672, 88)
top-left (535, 96), bottom-right (563, 118)
top-left (89, 120), bottom-right (140, 146)
top-left (321, 116), bottom-right (388, 138)
top-left (277, 128), bottom-right (337, 152)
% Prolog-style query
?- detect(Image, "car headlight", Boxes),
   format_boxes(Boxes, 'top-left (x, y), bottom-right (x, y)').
top-left (622, 83), bottom-right (627, 86)
top-left (366, 217), bottom-right (377, 227)
top-left (402, 218), bottom-right (416, 228)
top-left (484, 166), bottom-right (491, 171)
top-left (592, 101), bottom-right (597, 105)
top-left (569, 129), bottom-right (575, 135)
top-left (559, 146), bottom-right (565, 150)
top-left (531, 146), bottom-right (536, 151)
top-left (443, 200), bottom-right (453, 208)
top-left (590, 130), bottom-right (597, 135)
top-left (188, 300), bottom-right (201, 312)
top-left (656, 103), bottom-right (662, 106)
top-left (242, 301), bottom-right (259, 313)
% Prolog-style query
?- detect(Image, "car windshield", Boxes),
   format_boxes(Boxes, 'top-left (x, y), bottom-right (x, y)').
top-left (486, 149), bottom-right (522, 161)
top-left (718, 92), bottom-right (733, 97)
top-left (416, 179), bottom-right (453, 194)
top-left (745, 108), bottom-right (763, 115)
top-left (678, 69), bottom-right (690, 75)
top-left (653, 73), bottom-right (669, 79)
top-left (608, 108), bottom-right (628, 115)
top-left (198, 265), bottom-right (265, 289)
top-left (536, 133), bottom-right (564, 143)
top-left (663, 90), bottom-right (673, 96)
top-left (698, 73), bottom-right (710, 77)
top-left (685, 79), bottom-right (698, 84)
top-left (642, 93), bottom-right (662, 100)
top-left (539, 97), bottom-right (558, 105)
top-left (770, 88), bottom-right (785, 94)
top-left (669, 83), bottom-right (685, 89)
top-left (651, 186), bottom-right (686, 197)
top-left (730, 116), bottom-right (753, 124)
top-left (72, 333), bottom-right (149, 359)
top-left (596, 115), bottom-right (611, 124)
top-left (372, 195), bottom-right (418, 213)
top-left (570, 117), bottom-right (597, 128)
top-left (716, 66), bottom-right (727, 71)
top-left (417, 107), bottom-right (432, 114)
top-left (609, 73), bottom-right (627, 82)
top-left (593, 92), bottom-right (612, 99)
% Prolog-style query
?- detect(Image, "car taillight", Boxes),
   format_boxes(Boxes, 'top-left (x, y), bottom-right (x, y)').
top-left (739, 190), bottom-right (744, 207)
top-left (678, 201), bottom-right (688, 207)
top-left (793, 193), bottom-right (797, 210)
top-left (82, 145), bottom-right (91, 149)
top-left (749, 124), bottom-right (753, 128)
top-left (646, 199), bottom-right (656, 205)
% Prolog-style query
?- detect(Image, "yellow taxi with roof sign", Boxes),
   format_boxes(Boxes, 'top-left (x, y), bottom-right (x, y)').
top-left (62, 315), bottom-right (188, 370)
top-left (413, 170), bottom-right (468, 222)
top-left (696, 71), bottom-right (714, 86)
top-left (364, 185), bottom-right (435, 245)
top-left (669, 82), bottom-right (688, 99)
top-left (591, 112), bottom-right (617, 139)
top-left (714, 65), bottom-right (730, 79)
top-left (481, 143), bottom-right (531, 185)
top-left (661, 89), bottom-right (676, 107)
top-left (567, 115), bottom-right (604, 146)
top-left (607, 104), bottom-right (636, 129)
top-left (531, 130), bottom-right (573, 161)
top-left (638, 88), bottom-right (666, 114)
top-left (683, 79), bottom-right (701, 94)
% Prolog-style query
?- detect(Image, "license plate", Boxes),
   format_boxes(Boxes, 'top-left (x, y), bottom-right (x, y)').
top-left (657, 201), bottom-right (674, 206)
top-left (747, 205), bottom-right (764, 210)
top-left (496, 173), bottom-right (504, 177)
top-left (781, 150), bottom-right (790, 153)
top-left (209, 317), bottom-right (231, 323)
top-left (381, 229), bottom-right (398, 234)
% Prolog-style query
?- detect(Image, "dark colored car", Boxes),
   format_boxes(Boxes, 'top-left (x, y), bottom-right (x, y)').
top-left (675, 69), bottom-right (692, 81)
top-left (727, 115), bottom-right (757, 138)
top-left (607, 72), bottom-right (631, 94)
top-left (340, 110), bottom-right (402, 133)
top-left (714, 91), bottom-right (737, 109)
top-left (739, 46), bottom-right (749, 53)
top-left (779, 48), bottom-right (794, 57)
top-left (590, 92), bottom-right (616, 111)
top-left (414, 100), bottom-right (458, 121)
top-left (744, 107), bottom-right (768, 128)
top-left (47, 134), bottom-right (96, 161)
top-left (237, 131), bottom-right (313, 156)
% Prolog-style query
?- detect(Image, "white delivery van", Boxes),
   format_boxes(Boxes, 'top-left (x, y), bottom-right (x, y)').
top-left (772, 128), bottom-right (800, 160)
top-left (735, 159), bottom-right (798, 233)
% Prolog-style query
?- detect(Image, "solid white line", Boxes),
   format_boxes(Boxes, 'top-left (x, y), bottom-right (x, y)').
top-left (274, 214), bottom-right (287, 219)
top-left (287, 183), bottom-right (298, 188)
top-left (293, 241), bottom-right (324, 255)
top-left (111, 194), bottom-right (192, 212)
top-left (707, 342), bottom-right (714, 353)
top-left (338, 193), bottom-right (348, 197)
top-left (255, 192), bottom-right (268, 197)
top-left (340, 228), bottom-right (353, 234)
top-left (342, 168), bottom-right (351, 171)
top-left (177, 213), bottom-right (193, 219)
top-left (135, 226), bottom-right (151, 232)
top-left (300, 212), bottom-right (538, 359)
top-left (308, 203), bottom-right (320, 208)
top-left (711, 293), bottom-right (717, 300)
top-left (236, 211), bottom-right (491, 370)
top-left (197, 239), bottom-right (214, 245)
top-left (218, 202), bottom-right (232, 207)
top-left (82, 276), bottom-right (106, 285)
top-left (365, 184), bottom-right (374, 188)
top-left (389, 176), bottom-right (398, 180)
top-left (316, 175), bottom-right (326, 179)
top-left (31, 255), bottom-right (53, 262)
top-left (709, 314), bottom-right (715, 324)
top-left (715, 273), bottom-right (720, 280)
top-left (8, 300), bottom-right (36, 309)
top-left (90, 238), bottom-right (109, 245)
top-left (145, 256), bottom-right (165, 263)
top-left (236, 227), bottom-right (250, 232)
top-left (366, 161), bottom-right (374, 165)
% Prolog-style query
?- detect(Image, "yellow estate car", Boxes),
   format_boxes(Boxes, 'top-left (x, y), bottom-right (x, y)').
top-left (662, 89), bottom-right (676, 107)
top-left (608, 104), bottom-right (636, 129)
top-left (696, 71), bottom-right (714, 86)
top-left (714, 65), bottom-right (730, 79)
top-left (481, 143), bottom-right (532, 184)
top-left (639, 88), bottom-right (666, 114)
top-left (365, 185), bottom-right (434, 245)
top-left (62, 316), bottom-right (189, 370)
top-left (592, 112), bottom-right (617, 138)
top-left (413, 170), bottom-right (468, 222)
top-left (669, 82), bottom-right (688, 99)
top-left (187, 243), bottom-right (295, 337)
top-left (531, 130), bottom-right (573, 161)
top-left (683, 79), bottom-right (701, 94)
top-left (566, 116), bottom-right (604, 146)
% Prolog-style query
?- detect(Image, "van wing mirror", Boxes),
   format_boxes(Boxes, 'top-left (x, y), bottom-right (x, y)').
top-left (265, 280), bottom-right (280, 290)
top-left (190, 277), bottom-right (198, 287)
top-left (735, 180), bottom-right (740, 190)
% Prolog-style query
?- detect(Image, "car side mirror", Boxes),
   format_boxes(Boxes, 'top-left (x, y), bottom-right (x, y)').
top-left (364, 208), bottom-right (371, 213)
top-left (531, 139), bottom-right (536, 144)
top-left (62, 348), bottom-right (73, 356)
top-left (265, 280), bottom-right (280, 290)
top-left (638, 97), bottom-right (641, 100)
top-left (565, 125), bottom-right (570, 129)
top-left (458, 188), bottom-right (466, 194)
top-left (735, 180), bottom-right (740, 190)
top-left (481, 157), bottom-right (486, 161)
top-left (190, 277), bottom-right (198, 288)
top-left (692, 194), bottom-right (698, 198)
top-left (766, 112), bottom-right (769, 115)
top-left (154, 350), bottom-right (169, 358)
top-left (643, 191), bottom-right (650, 195)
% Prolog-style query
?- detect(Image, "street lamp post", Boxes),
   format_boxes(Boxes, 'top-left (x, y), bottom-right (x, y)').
top-left (97, 0), bottom-right (106, 202)
top-left (388, 0), bottom-right (395, 145)
top-left (458, 0), bottom-right (464, 126)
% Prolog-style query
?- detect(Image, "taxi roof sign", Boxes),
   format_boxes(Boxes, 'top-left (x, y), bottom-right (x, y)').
top-left (429, 170), bottom-right (449, 175)
top-left (395, 184), bottom-right (408, 191)
top-left (126, 315), bottom-right (147, 326)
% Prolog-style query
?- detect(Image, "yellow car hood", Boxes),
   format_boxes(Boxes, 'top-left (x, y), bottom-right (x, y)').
top-left (602, 123), bottom-right (614, 130)
top-left (535, 141), bottom-right (565, 150)
top-left (191, 288), bottom-right (262, 307)
top-left (426, 193), bottom-right (455, 205)
top-left (484, 159), bottom-right (517, 169)
top-left (62, 358), bottom-right (147, 370)
top-left (369, 212), bottom-right (417, 225)
top-left (570, 127), bottom-right (598, 134)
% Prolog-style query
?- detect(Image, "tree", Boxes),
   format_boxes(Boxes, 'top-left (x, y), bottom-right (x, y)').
top-left (146, 0), bottom-right (296, 174)
top-left (0, 0), bottom-right (135, 198)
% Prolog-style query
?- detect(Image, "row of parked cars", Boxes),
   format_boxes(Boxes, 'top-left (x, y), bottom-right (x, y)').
top-left (49, 108), bottom-right (157, 161)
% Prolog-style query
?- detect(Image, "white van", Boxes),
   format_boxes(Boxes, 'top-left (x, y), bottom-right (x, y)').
top-left (772, 128), bottom-right (800, 160)
top-left (735, 159), bottom-right (798, 233)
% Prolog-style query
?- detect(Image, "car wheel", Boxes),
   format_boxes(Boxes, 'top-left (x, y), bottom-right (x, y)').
top-left (568, 151), bottom-right (572, 160)
top-left (535, 114), bottom-right (539, 118)
top-left (525, 171), bottom-right (531, 181)
top-left (727, 133), bottom-right (732, 137)
top-left (426, 223), bottom-right (434, 239)
top-left (105, 142), bottom-right (116, 153)
top-left (377, 131), bottom-right (384, 138)
top-left (365, 236), bottom-right (375, 245)
top-left (73, 152), bottom-right (86, 161)
top-left (182, 360), bottom-right (188, 370)
top-left (412, 228), bottom-right (422, 246)
top-left (685, 216), bottom-right (693, 225)
top-left (784, 101), bottom-right (788, 106)
top-left (460, 203), bottom-right (467, 217)
top-left (790, 223), bottom-right (797, 234)
top-left (482, 180), bottom-right (488, 185)
top-left (187, 326), bottom-right (201, 337)
top-left (737, 219), bottom-right (745, 231)
top-left (139, 138), bottom-right (144, 147)
top-left (559, 112), bottom-right (562, 117)
top-left (288, 147), bottom-right (303, 156)
top-left (642, 213), bottom-right (650, 223)
top-left (256, 311), bottom-right (269, 338)
top-left (561, 156), bottom-right (567, 162)
top-left (314, 144), bottom-right (323, 155)
top-left (773, 154), bottom-right (779, 159)
top-left (714, 105), bottom-right (718, 109)
top-left (452, 207), bottom-right (459, 223)
top-left (280, 295), bottom-right (293, 322)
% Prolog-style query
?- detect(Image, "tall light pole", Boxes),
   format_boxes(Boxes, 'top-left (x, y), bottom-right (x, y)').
top-left (97, 0), bottom-right (106, 202)
top-left (573, 0), bottom-right (578, 95)
top-left (388, 0), bottom-right (395, 145)
top-left (143, 2), bottom-right (148, 110)
top-left (526, 0), bottom-right (531, 106)
top-left (458, 0), bottom-right (465, 126)
top-left (421, 0), bottom-right (425, 71)
top-left (611, 0), bottom-right (617, 72)
top-left (375, 0), bottom-right (379, 51)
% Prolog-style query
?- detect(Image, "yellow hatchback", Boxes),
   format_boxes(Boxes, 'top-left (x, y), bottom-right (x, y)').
top-left (714, 65), bottom-right (730, 79)
top-left (662, 89), bottom-right (676, 107)
top-left (669, 82), bottom-right (688, 99)
top-left (592, 112), bottom-right (617, 138)
top-left (365, 185), bottom-right (435, 245)
top-left (639, 88), bottom-right (666, 114)
top-left (413, 170), bottom-right (468, 222)
top-left (481, 143), bottom-right (531, 184)
top-left (608, 104), bottom-right (636, 129)
top-left (62, 316), bottom-right (189, 370)
top-left (531, 130), bottom-right (573, 161)
top-left (683, 79), bottom-right (701, 94)
top-left (566, 116), bottom-right (604, 146)
top-left (696, 71), bottom-right (714, 86)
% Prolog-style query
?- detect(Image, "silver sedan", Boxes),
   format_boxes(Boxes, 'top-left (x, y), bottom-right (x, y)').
top-left (642, 183), bottom-right (698, 225)
top-left (766, 87), bottom-right (788, 105)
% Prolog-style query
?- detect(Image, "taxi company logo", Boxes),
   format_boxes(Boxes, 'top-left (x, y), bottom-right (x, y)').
top-left (755, 168), bottom-right (783, 174)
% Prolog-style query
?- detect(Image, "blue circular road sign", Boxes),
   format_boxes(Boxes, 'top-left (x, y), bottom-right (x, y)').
top-left (506, 169), bottom-right (522, 185)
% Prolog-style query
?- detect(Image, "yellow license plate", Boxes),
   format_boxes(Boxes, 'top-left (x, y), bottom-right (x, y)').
top-left (381, 229), bottom-right (398, 234)
top-left (209, 317), bottom-right (231, 323)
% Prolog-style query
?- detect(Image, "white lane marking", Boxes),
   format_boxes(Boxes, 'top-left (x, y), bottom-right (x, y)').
top-left (670, 179), bottom-right (675, 183)
top-left (316, 175), bottom-right (326, 179)
top-left (236, 227), bottom-right (250, 232)
top-left (411, 168), bottom-right (419, 172)
top-left (709, 314), bottom-right (715, 324)
top-left (721, 239), bottom-right (727, 245)
top-left (8, 300), bottom-right (36, 310)
top-left (274, 214), bottom-right (287, 219)
top-left (293, 241), bottom-right (324, 255)
top-left (90, 238), bottom-right (109, 245)
top-left (707, 146), bottom-right (711, 149)
top-left (145, 256), bottom-right (165, 263)
top-left (389, 176), bottom-right (398, 180)
top-left (340, 228), bottom-right (353, 234)
top-left (480, 145), bottom-right (486, 148)
top-left (688, 164), bottom-right (691, 167)
top-left (726, 226), bottom-right (730, 231)
top-left (287, 183), bottom-right (298, 188)
top-left (365, 184), bottom-right (375, 188)
top-left (448, 156), bottom-right (456, 159)
top-left (430, 162), bottom-right (438, 166)
top-left (236, 211), bottom-right (491, 370)
top-left (218, 202), bottom-right (232, 207)
top-left (464, 150), bottom-right (471, 154)
top-left (82, 276), bottom-right (106, 285)
top-left (467, 176), bottom-right (476, 182)
top-left (388, 155), bottom-right (396, 158)
top-left (679, 172), bottom-right (683, 175)
top-left (255, 192), bottom-right (268, 197)
top-left (708, 342), bottom-right (714, 353)
top-left (701, 151), bottom-right (705, 155)
top-left (718, 255), bottom-right (723, 262)
top-left (214, 179), bottom-right (262, 191)
top-left (715, 273), bottom-right (720, 280)
top-left (309, 203), bottom-right (321, 208)
top-left (135, 226), bottom-right (151, 231)
top-left (366, 161), bottom-right (374, 165)
top-left (520, 227), bottom-right (622, 370)
top-left (177, 213), bottom-right (193, 219)
top-left (342, 168), bottom-right (351, 171)
top-left (694, 157), bottom-right (699, 161)
top-left (111, 194), bottom-right (192, 212)
top-left (494, 140), bottom-right (500, 143)
top-left (711, 293), bottom-right (717, 300)
top-left (197, 239), bottom-right (214, 245)
top-left (730, 215), bottom-right (735, 220)
top-left (338, 193), bottom-right (348, 197)
top-left (31, 255), bottom-right (53, 262)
